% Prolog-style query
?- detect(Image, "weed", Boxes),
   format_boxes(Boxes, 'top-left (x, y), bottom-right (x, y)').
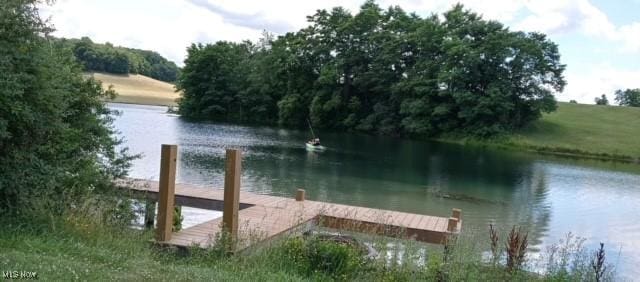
top-left (505, 226), bottom-right (528, 271)
top-left (592, 243), bottom-right (607, 282)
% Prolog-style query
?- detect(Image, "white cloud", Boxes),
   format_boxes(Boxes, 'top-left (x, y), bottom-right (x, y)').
top-left (39, 0), bottom-right (640, 103)
top-left (40, 0), bottom-right (264, 64)
top-left (514, 0), bottom-right (640, 53)
top-left (562, 64), bottom-right (640, 103)
top-left (39, 0), bottom-right (537, 64)
top-left (617, 22), bottom-right (640, 52)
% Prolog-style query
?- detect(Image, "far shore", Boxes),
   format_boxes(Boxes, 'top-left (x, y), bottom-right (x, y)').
top-left (88, 72), bottom-right (180, 107)
top-left (101, 73), bottom-right (640, 164)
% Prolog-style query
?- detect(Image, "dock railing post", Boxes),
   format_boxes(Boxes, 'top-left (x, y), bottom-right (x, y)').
top-left (447, 217), bottom-right (459, 232)
top-left (452, 208), bottom-right (462, 222)
top-left (295, 189), bottom-right (305, 201)
top-left (223, 149), bottom-right (241, 244)
top-left (156, 144), bottom-right (177, 242)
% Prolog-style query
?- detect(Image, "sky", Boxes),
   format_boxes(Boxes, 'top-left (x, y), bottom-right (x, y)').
top-left (40, 0), bottom-right (640, 104)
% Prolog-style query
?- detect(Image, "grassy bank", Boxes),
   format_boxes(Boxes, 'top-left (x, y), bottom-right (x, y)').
top-left (508, 102), bottom-right (640, 162)
top-left (442, 102), bottom-right (640, 162)
top-left (0, 214), bottom-right (615, 281)
top-left (86, 72), bottom-right (180, 106)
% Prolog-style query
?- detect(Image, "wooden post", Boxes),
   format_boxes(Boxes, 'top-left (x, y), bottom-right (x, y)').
top-left (223, 149), bottom-right (241, 242)
top-left (452, 208), bottom-right (462, 221)
top-left (156, 144), bottom-right (177, 242)
top-left (447, 217), bottom-right (459, 232)
top-left (144, 199), bottom-right (156, 229)
top-left (295, 189), bottom-right (305, 201)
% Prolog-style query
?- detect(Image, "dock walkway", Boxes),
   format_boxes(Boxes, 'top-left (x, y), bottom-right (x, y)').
top-left (124, 145), bottom-right (461, 251)
top-left (128, 179), bottom-right (461, 250)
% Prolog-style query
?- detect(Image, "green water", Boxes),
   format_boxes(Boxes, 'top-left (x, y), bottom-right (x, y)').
top-left (113, 103), bottom-right (640, 278)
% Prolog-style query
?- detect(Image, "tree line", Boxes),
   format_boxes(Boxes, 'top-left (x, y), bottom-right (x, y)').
top-left (595, 89), bottom-right (640, 106)
top-left (54, 37), bottom-right (181, 82)
top-left (177, 2), bottom-right (566, 137)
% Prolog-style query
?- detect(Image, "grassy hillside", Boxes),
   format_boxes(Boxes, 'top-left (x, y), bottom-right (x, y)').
top-left (508, 102), bottom-right (640, 160)
top-left (87, 72), bottom-right (180, 106)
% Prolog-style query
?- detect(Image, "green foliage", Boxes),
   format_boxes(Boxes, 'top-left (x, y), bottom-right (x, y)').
top-left (54, 36), bottom-right (181, 82)
top-left (1, 218), bottom-right (619, 281)
top-left (595, 94), bottom-right (609, 105)
top-left (614, 88), bottom-right (640, 107)
top-left (178, 2), bottom-right (565, 137)
top-left (0, 0), bottom-right (133, 217)
top-left (177, 42), bottom-right (250, 121)
top-left (277, 236), bottom-right (368, 280)
top-left (173, 206), bottom-right (183, 231)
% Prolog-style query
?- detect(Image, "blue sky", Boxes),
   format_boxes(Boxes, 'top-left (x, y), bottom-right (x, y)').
top-left (41, 0), bottom-right (640, 104)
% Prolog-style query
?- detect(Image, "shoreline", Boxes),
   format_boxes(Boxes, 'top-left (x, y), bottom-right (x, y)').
top-left (437, 137), bottom-right (640, 164)
top-left (109, 101), bottom-right (639, 165)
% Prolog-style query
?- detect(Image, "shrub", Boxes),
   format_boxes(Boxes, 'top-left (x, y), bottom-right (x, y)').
top-left (278, 236), bottom-right (368, 280)
top-left (0, 0), bottom-right (134, 220)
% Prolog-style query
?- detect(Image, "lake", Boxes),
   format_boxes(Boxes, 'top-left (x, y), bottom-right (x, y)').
top-left (112, 103), bottom-right (640, 279)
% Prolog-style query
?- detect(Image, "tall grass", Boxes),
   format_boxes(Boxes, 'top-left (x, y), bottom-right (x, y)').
top-left (1, 194), bottom-right (618, 281)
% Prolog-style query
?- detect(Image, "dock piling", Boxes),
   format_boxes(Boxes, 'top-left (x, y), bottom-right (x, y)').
top-left (156, 144), bottom-right (177, 242)
top-left (447, 217), bottom-right (459, 232)
top-left (452, 208), bottom-right (462, 221)
top-left (223, 149), bottom-right (241, 242)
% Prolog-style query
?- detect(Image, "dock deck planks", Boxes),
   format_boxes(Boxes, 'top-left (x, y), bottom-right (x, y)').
top-left (125, 179), bottom-right (461, 249)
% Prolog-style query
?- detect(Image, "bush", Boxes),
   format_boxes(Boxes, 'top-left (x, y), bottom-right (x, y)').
top-left (278, 236), bottom-right (368, 280)
top-left (0, 0), bottom-right (134, 219)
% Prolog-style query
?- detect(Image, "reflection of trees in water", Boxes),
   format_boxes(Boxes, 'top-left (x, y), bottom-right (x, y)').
top-left (500, 163), bottom-right (551, 248)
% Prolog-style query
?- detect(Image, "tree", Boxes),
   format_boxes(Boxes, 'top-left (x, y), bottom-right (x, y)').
top-left (569, 100), bottom-right (577, 103)
top-left (614, 88), bottom-right (640, 107)
top-left (177, 42), bottom-right (250, 121)
top-left (177, 3), bottom-right (566, 137)
top-left (595, 94), bottom-right (609, 105)
top-left (0, 0), bottom-right (132, 215)
top-left (60, 36), bottom-right (181, 82)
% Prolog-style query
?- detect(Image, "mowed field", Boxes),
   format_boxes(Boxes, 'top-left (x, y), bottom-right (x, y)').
top-left (510, 102), bottom-right (640, 160)
top-left (87, 72), bottom-right (180, 106)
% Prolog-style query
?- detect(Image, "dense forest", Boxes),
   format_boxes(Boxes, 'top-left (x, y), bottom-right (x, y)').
top-left (177, 2), bottom-right (566, 137)
top-left (54, 37), bottom-right (181, 82)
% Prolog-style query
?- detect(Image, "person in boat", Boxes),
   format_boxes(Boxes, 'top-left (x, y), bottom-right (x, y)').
top-left (308, 138), bottom-right (320, 146)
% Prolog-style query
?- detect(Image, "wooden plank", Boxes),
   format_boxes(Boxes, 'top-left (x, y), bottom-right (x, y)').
top-left (414, 215), bottom-right (427, 229)
top-left (125, 175), bottom-right (461, 248)
top-left (408, 214), bottom-right (422, 229)
top-left (156, 144), bottom-right (177, 242)
top-left (223, 149), bottom-right (241, 241)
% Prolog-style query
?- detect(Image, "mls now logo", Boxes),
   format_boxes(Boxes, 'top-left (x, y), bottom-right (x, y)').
top-left (3, 271), bottom-right (38, 279)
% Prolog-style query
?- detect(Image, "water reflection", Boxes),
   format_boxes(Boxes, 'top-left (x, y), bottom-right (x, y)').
top-left (112, 103), bottom-right (640, 279)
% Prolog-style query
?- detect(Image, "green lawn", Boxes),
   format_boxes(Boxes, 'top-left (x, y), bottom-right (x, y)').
top-left (0, 225), bottom-right (305, 281)
top-left (508, 102), bottom-right (640, 160)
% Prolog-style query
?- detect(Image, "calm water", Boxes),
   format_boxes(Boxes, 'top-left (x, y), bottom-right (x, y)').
top-left (113, 103), bottom-right (640, 279)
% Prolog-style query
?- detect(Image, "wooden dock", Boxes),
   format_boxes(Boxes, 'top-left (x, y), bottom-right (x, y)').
top-left (124, 145), bottom-right (461, 251)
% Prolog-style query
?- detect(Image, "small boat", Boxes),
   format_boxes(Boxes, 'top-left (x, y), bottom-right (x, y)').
top-left (306, 139), bottom-right (325, 151)
top-left (305, 119), bottom-right (325, 151)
